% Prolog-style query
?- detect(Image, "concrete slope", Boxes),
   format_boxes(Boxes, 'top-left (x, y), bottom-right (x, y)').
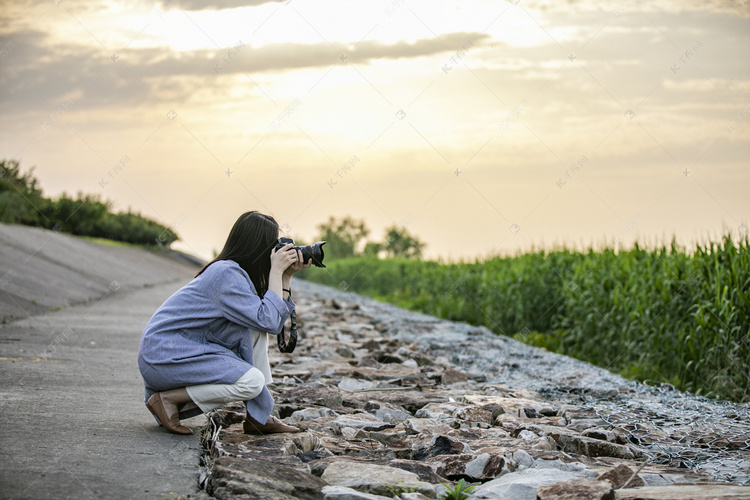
top-left (0, 222), bottom-right (201, 321)
top-left (0, 224), bottom-right (208, 499)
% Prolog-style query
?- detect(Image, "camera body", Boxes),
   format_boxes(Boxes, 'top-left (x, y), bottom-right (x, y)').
top-left (275, 237), bottom-right (326, 268)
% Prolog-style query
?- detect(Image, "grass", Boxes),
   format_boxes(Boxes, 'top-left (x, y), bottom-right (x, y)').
top-left (81, 236), bottom-right (145, 248)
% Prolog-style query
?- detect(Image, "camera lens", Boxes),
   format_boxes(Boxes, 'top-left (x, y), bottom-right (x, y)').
top-left (303, 241), bottom-right (326, 268)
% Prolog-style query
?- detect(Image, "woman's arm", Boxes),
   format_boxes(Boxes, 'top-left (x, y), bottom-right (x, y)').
top-left (281, 249), bottom-right (311, 299)
top-left (268, 244), bottom-right (298, 299)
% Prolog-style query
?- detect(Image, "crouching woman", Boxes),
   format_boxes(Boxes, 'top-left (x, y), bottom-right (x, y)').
top-left (137, 211), bottom-right (309, 435)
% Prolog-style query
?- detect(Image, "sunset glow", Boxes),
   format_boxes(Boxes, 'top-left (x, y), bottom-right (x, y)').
top-left (1, 0), bottom-right (748, 260)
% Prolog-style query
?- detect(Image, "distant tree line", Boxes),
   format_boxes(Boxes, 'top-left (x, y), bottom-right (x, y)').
top-left (0, 159), bottom-right (177, 246)
top-left (312, 215), bottom-right (425, 259)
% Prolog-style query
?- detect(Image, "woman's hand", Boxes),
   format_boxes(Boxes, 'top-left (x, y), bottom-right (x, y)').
top-left (284, 249), bottom-right (311, 278)
top-left (269, 245), bottom-right (310, 300)
top-left (270, 243), bottom-right (298, 277)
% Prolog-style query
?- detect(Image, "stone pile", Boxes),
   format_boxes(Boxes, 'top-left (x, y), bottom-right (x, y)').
top-left (198, 281), bottom-right (750, 500)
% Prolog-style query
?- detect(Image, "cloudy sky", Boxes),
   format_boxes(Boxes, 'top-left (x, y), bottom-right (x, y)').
top-left (1, 0), bottom-right (748, 261)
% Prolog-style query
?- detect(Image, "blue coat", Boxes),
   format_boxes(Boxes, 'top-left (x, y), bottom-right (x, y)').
top-left (137, 259), bottom-right (294, 423)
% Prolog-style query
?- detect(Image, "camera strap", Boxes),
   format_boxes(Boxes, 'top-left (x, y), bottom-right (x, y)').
top-left (277, 288), bottom-right (297, 353)
top-left (277, 310), bottom-right (298, 353)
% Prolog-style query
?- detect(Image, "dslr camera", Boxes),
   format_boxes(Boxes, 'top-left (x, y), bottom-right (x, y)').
top-left (275, 237), bottom-right (326, 268)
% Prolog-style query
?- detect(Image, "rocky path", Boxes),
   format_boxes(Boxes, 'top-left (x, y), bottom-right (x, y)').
top-left (201, 279), bottom-right (750, 500)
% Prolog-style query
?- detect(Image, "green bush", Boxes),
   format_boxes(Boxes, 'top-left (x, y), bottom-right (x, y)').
top-left (0, 159), bottom-right (178, 247)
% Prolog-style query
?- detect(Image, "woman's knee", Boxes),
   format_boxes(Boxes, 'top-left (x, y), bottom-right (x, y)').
top-left (234, 368), bottom-right (265, 399)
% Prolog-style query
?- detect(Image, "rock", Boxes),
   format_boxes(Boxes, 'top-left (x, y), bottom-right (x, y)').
top-left (519, 423), bottom-right (641, 460)
top-left (278, 385), bottom-right (344, 409)
top-left (357, 357), bottom-right (380, 368)
top-left (465, 393), bottom-right (557, 417)
top-left (336, 347), bottom-right (356, 358)
top-left (511, 449), bottom-right (535, 470)
top-left (208, 456), bottom-right (327, 500)
top-left (481, 403), bottom-right (505, 421)
top-left (582, 427), bottom-right (617, 443)
top-left (616, 484), bottom-right (750, 499)
top-left (536, 478), bottom-right (615, 500)
top-left (412, 435), bottom-right (471, 460)
top-left (454, 405), bottom-right (493, 425)
top-left (403, 418), bottom-right (455, 436)
top-left (374, 351), bottom-right (406, 364)
top-left (288, 433), bottom-right (334, 463)
top-left (341, 427), bottom-right (369, 439)
top-left (288, 407), bottom-right (340, 423)
top-left (364, 401), bottom-right (412, 422)
top-left (339, 378), bottom-right (376, 392)
top-left (414, 402), bottom-right (491, 427)
top-left (317, 348), bottom-right (344, 360)
top-left (431, 453), bottom-right (508, 481)
top-left (556, 433), bottom-right (639, 460)
top-left (388, 459), bottom-right (445, 484)
top-left (523, 407), bottom-right (543, 418)
top-left (320, 461), bottom-right (436, 498)
top-left (410, 353), bottom-right (435, 366)
top-left (530, 436), bottom-right (558, 450)
top-left (519, 430), bottom-right (538, 441)
top-left (332, 413), bottom-right (394, 431)
top-left (322, 485), bottom-right (392, 500)
top-left (361, 339), bottom-right (383, 350)
top-left (369, 428), bottom-right (408, 445)
top-left (349, 389), bottom-right (447, 415)
top-left (596, 464), bottom-right (645, 489)
top-left (399, 493), bottom-right (433, 500)
top-left (639, 472), bottom-right (707, 486)
top-left (471, 468), bottom-right (593, 500)
top-left (213, 431), bottom-right (311, 472)
top-left (441, 366), bottom-right (468, 384)
top-left (530, 459), bottom-right (597, 478)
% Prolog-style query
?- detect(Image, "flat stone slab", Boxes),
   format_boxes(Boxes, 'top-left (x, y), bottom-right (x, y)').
top-left (616, 483), bottom-right (750, 500)
top-left (321, 460), bottom-right (436, 498)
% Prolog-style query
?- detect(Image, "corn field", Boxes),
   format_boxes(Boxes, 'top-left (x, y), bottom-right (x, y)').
top-left (303, 235), bottom-right (750, 402)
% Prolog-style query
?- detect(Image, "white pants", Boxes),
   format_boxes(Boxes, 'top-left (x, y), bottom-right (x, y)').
top-left (185, 331), bottom-right (273, 413)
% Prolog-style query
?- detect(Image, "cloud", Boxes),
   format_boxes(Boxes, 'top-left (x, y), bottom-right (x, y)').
top-left (0, 30), bottom-right (492, 112)
top-left (522, 0), bottom-right (750, 17)
top-left (162, 0), bottom-right (749, 15)
top-left (161, 0), bottom-right (282, 10)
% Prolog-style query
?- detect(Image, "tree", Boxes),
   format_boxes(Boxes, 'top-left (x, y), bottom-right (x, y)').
top-left (363, 241), bottom-right (383, 257)
top-left (0, 159), bottom-right (48, 225)
top-left (315, 216), bottom-right (369, 258)
top-left (383, 225), bottom-right (425, 259)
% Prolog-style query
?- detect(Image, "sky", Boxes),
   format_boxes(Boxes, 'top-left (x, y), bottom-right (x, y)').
top-left (1, 0), bottom-right (749, 262)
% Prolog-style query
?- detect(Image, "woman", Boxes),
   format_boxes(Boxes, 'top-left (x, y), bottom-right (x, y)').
top-left (137, 211), bottom-right (309, 435)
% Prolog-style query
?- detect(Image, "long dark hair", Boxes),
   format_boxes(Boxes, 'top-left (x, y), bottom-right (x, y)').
top-left (196, 211), bottom-right (279, 297)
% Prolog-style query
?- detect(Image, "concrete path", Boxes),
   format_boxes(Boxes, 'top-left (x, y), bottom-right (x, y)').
top-left (0, 280), bottom-right (207, 500)
top-left (0, 225), bottom-right (208, 499)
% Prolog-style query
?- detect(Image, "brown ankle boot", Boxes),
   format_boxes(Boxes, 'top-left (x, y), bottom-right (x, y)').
top-left (243, 415), bottom-right (299, 435)
top-left (146, 392), bottom-right (193, 435)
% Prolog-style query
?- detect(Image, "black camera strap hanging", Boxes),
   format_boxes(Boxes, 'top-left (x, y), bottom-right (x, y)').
top-left (278, 288), bottom-right (297, 353)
